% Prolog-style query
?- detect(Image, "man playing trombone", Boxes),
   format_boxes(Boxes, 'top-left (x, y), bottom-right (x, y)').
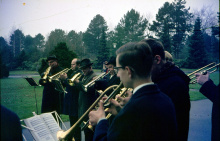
top-left (89, 42), bottom-right (177, 141)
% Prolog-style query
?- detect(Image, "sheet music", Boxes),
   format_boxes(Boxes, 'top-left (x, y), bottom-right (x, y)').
top-left (24, 113), bottom-right (61, 141)
top-left (41, 113), bottom-right (61, 140)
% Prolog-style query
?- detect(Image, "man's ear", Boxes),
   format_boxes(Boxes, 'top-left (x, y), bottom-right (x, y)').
top-left (154, 55), bottom-right (162, 64)
top-left (125, 66), bottom-right (133, 78)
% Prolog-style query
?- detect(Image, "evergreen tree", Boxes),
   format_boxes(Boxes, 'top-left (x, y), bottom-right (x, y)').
top-left (9, 29), bottom-right (25, 57)
top-left (66, 30), bottom-right (84, 58)
top-left (114, 9), bottom-right (148, 48)
top-left (0, 53), bottom-right (9, 78)
top-left (83, 14), bottom-right (108, 60)
top-left (34, 33), bottom-right (45, 49)
top-left (171, 0), bottom-right (193, 59)
top-left (149, 2), bottom-right (174, 52)
top-left (186, 17), bottom-right (207, 68)
top-left (0, 37), bottom-right (12, 65)
top-left (96, 28), bottom-right (109, 69)
top-left (49, 42), bottom-right (77, 68)
top-left (44, 29), bottom-right (66, 56)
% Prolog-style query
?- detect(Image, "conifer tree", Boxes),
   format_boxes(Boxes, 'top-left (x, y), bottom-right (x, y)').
top-left (186, 17), bottom-right (207, 68)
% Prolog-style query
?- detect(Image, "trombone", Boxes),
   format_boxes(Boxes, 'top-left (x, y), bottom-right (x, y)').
top-left (81, 87), bottom-right (133, 131)
top-left (56, 82), bottom-right (123, 141)
top-left (83, 71), bottom-right (110, 92)
top-left (188, 62), bottom-right (220, 84)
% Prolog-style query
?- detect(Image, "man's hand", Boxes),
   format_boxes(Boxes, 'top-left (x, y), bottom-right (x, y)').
top-left (195, 72), bottom-right (210, 85)
top-left (116, 90), bottom-right (132, 107)
top-left (106, 99), bottom-right (122, 116)
top-left (89, 100), bottom-right (105, 126)
top-left (106, 90), bottom-right (133, 116)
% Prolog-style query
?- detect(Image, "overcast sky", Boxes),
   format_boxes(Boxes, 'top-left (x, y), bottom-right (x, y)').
top-left (0, 0), bottom-right (219, 41)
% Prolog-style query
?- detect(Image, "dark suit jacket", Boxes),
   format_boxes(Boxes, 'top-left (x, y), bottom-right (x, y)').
top-left (63, 69), bottom-right (82, 117)
top-left (154, 62), bottom-right (190, 141)
top-left (1, 105), bottom-right (23, 141)
top-left (39, 66), bottom-right (64, 114)
top-left (93, 84), bottom-right (177, 141)
top-left (76, 70), bottom-right (97, 118)
top-left (200, 80), bottom-right (219, 141)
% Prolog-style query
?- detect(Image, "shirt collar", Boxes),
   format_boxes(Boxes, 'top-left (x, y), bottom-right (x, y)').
top-left (133, 82), bottom-right (154, 94)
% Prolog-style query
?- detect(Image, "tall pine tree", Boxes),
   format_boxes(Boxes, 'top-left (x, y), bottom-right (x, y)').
top-left (96, 28), bottom-right (109, 69)
top-left (186, 17), bottom-right (207, 68)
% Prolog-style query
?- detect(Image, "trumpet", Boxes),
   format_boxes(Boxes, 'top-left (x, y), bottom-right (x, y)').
top-left (48, 68), bottom-right (71, 82)
top-left (105, 88), bottom-right (133, 118)
top-left (40, 66), bottom-right (51, 84)
top-left (82, 87), bottom-right (132, 131)
top-left (83, 71), bottom-right (110, 92)
top-left (188, 62), bottom-right (220, 84)
top-left (56, 82), bottom-right (123, 141)
top-left (67, 73), bottom-right (82, 86)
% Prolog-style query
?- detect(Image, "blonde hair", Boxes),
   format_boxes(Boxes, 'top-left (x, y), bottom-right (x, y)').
top-left (165, 51), bottom-right (173, 62)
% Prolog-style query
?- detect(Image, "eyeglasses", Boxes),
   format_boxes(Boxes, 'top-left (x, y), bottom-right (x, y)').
top-left (114, 66), bottom-right (124, 73)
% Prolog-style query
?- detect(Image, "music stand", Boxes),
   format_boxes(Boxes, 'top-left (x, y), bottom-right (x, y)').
top-left (24, 77), bottom-right (41, 114)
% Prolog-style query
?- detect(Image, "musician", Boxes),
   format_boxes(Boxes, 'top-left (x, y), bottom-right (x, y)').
top-left (95, 56), bottom-right (120, 92)
top-left (74, 58), bottom-right (97, 141)
top-left (59, 58), bottom-right (82, 141)
top-left (1, 105), bottom-right (23, 141)
top-left (195, 72), bottom-right (219, 141)
top-left (165, 51), bottom-right (173, 63)
top-left (39, 55), bottom-right (64, 114)
top-left (141, 38), bottom-right (190, 141)
top-left (89, 42), bottom-right (177, 141)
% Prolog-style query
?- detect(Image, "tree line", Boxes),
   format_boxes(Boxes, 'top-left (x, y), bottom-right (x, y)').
top-left (0, 0), bottom-right (219, 78)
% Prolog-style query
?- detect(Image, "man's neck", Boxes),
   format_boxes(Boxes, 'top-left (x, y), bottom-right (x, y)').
top-left (133, 77), bottom-right (152, 90)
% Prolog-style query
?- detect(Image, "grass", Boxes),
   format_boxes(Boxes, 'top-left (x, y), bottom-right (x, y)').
top-left (1, 69), bottom-right (219, 123)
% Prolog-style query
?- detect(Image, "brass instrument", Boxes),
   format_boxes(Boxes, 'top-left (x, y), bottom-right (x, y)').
top-left (83, 71), bottom-right (110, 92)
top-left (82, 87), bottom-right (133, 131)
top-left (67, 73), bottom-right (82, 86)
top-left (188, 62), bottom-right (220, 84)
top-left (40, 66), bottom-right (51, 84)
top-left (48, 68), bottom-right (71, 82)
top-left (56, 82), bottom-right (123, 141)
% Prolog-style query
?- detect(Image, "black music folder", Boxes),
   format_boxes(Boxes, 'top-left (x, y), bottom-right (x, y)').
top-left (24, 77), bottom-right (41, 87)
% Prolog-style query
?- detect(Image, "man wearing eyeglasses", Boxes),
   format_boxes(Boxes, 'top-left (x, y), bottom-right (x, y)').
top-left (95, 56), bottom-right (120, 92)
top-left (89, 42), bottom-right (177, 141)
top-left (39, 55), bottom-right (64, 115)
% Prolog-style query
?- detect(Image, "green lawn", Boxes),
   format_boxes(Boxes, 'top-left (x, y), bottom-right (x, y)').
top-left (1, 69), bottom-right (219, 122)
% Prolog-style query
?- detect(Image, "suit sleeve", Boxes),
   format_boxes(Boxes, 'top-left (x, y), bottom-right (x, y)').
top-left (93, 119), bottom-right (109, 141)
top-left (200, 80), bottom-right (218, 102)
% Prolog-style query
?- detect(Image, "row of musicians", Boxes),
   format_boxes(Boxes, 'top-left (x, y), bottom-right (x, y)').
top-left (39, 55), bottom-right (120, 141)
top-left (1, 38), bottom-right (218, 141)
top-left (39, 39), bottom-right (191, 141)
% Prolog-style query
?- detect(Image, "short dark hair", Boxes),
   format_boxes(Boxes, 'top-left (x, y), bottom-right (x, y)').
top-left (116, 42), bottom-right (153, 77)
top-left (141, 38), bottom-right (165, 60)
